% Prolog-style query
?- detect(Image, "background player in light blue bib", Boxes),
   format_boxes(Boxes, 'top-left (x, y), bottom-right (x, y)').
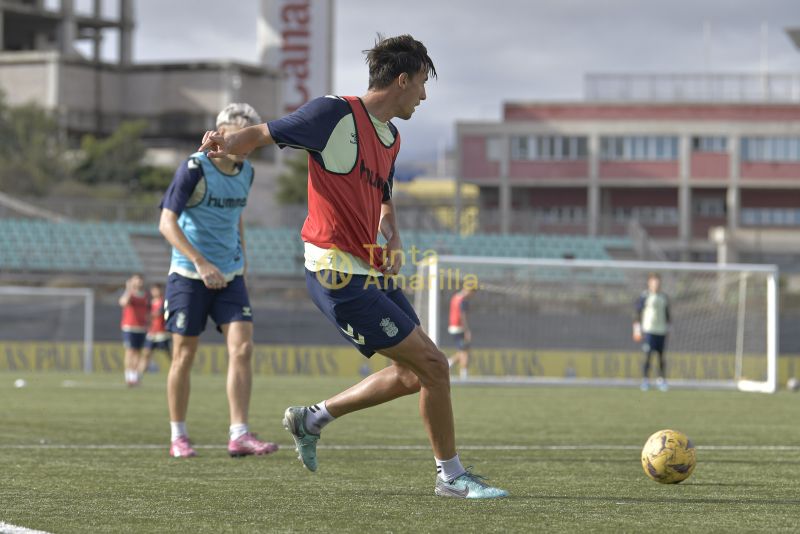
top-left (159, 103), bottom-right (278, 459)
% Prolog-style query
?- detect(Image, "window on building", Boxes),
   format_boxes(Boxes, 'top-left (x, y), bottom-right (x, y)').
top-left (612, 206), bottom-right (679, 226)
top-left (741, 137), bottom-right (800, 162)
top-left (692, 136), bottom-right (727, 152)
top-left (509, 135), bottom-right (588, 161)
top-left (741, 208), bottom-right (800, 227)
top-left (600, 136), bottom-right (678, 161)
top-left (486, 137), bottom-right (505, 162)
top-left (532, 206), bottom-right (587, 224)
top-left (694, 197), bottom-right (726, 217)
top-left (511, 137), bottom-right (529, 160)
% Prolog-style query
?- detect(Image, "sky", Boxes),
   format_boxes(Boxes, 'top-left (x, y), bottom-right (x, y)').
top-left (92, 0), bottom-right (800, 162)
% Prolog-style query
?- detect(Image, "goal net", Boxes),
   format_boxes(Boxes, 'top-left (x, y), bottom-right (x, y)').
top-left (0, 286), bottom-right (95, 373)
top-left (414, 256), bottom-right (778, 393)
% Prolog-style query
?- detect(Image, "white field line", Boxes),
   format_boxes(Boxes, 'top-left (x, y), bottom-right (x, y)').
top-left (1, 444), bottom-right (799, 452)
top-left (0, 522), bottom-right (52, 534)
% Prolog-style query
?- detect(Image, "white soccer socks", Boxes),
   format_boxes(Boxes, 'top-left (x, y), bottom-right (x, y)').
top-left (305, 401), bottom-right (335, 434)
top-left (170, 421), bottom-right (187, 442)
top-left (435, 453), bottom-right (466, 482)
top-left (229, 423), bottom-right (249, 441)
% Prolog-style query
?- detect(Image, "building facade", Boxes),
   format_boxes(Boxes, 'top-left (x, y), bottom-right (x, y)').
top-left (456, 86), bottom-right (800, 263)
top-left (0, 0), bottom-right (282, 150)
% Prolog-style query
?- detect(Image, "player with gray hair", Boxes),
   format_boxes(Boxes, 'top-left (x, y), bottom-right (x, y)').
top-left (158, 103), bottom-right (278, 458)
top-left (216, 103), bottom-right (262, 129)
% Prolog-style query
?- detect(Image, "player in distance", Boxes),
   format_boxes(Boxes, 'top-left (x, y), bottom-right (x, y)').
top-left (448, 287), bottom-right (476, 380)
top-left (139, 283), bottom-right (171, 375)
top-left (633, 272), bottom-right (671, 391)
top-left (119, 273), bottom-right (148, 387)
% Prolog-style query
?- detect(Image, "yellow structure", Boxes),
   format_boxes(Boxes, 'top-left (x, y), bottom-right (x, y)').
top-left (394, 178), bottom-right (479, 234)
top-left (2, 342), bottom-right (797, 386)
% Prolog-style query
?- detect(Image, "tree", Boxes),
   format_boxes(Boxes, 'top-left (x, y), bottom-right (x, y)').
top-left (0, 98), bottom-right (67, 196)
top-left (74, 120), bottom-right (149, 186)
top-left (276, 151), bottom-right (308, 205)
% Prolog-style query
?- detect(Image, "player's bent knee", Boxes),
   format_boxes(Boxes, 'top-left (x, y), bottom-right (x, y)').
top-left (417, 348), bottom-right (450, 388)
top-left (395, 365), bottom-right (422, 393)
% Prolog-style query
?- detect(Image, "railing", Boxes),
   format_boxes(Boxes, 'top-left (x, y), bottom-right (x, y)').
top-left (627, 219), bottom-right (669, 262)
top-left (586, 72), bottom-right (800, 103)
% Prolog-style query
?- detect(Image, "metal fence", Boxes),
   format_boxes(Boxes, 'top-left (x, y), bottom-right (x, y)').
top-left (586, 73), bottom-right (800, 103)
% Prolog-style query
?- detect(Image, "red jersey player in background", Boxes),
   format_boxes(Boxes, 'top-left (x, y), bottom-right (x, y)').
top-left (448, 287), bottom-right (476, 380)
top-left (119, 273), bottom-right (148, 386)
top-left (140, 283), bottom-right (171, 376)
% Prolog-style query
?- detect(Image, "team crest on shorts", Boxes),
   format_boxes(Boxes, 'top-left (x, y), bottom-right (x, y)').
top-left (380, 317), bottom-right (399, 337)
top-left (176, 312), bottom-right (186, 330)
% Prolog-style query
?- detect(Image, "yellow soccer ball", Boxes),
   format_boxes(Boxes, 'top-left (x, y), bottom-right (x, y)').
top-left (641, 429), bottom-right (696, 484)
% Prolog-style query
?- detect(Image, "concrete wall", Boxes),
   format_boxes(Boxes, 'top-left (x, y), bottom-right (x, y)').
top-left (509, 161), bottom-right (588, 180)
top-left (0, 54), bottom-right (52, 106)
top-left (461, 136), bottom-right (499, 180)
top-left (0, 52), bottom-right (281, 138)
top-left (690, 153), bottom-right (728, 179)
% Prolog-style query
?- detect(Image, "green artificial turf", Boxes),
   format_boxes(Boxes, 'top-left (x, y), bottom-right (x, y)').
top-left (2, 372), bottom-right (799, 533)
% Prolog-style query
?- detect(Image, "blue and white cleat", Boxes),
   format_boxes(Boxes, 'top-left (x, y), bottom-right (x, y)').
top-left (282, 406), bottom-right (320, 472)
top-left (435, 470), bottom-right (509, 499)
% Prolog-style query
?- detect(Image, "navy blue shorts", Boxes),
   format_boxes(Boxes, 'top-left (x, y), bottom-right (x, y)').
top-left (144, 337), bottom-right (172, 352)
top-left (122, 331), bottom-right (146, 350)
top-left (164, 273), bottom-right (252, 337)
top-left (643, 333), bottom-right (666, 354)
top-left (451, 332), bottom-right (470, 351)
top-left (305, 269), bottom-right (420, 357)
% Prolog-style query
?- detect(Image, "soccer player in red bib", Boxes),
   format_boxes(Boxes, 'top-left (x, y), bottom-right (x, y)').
top-left (140, 283), bottom-right (171, 376)
top-left (199, 35), bottom-right (507, 499)
top-left (119, 274), bottom-right (148, 386)
top-left (448, 287), bottom-right (476, 380)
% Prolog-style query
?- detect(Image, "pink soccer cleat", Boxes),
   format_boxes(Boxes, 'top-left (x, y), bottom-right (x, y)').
top-left (228, 433), bottom-right (279, 458)
top-left (169, 436), bottom-right (197, 458)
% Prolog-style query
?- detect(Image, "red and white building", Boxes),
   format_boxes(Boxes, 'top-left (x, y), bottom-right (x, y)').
top-left (455, 73), bottom-right (800, 263)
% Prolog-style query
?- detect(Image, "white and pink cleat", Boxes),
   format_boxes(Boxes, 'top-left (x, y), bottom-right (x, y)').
top-left (227, 433), bottom-right (279, 458)
top-left (169, 436), bottom-right (197, 458)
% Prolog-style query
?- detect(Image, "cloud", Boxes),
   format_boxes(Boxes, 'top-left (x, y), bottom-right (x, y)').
top-left (132, 0), bottom-right (800, 161)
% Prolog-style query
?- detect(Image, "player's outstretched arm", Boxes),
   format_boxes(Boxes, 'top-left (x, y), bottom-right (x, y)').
top-left (159, 208), bottom-right (228, 290)
top-left (198, 123), bottom-right (274, 158)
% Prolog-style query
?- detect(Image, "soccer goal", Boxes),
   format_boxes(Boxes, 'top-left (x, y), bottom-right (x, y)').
top-left (414, 256), bottom-right (778, 393)
top-left (0, 286), bottom-right (95, 373)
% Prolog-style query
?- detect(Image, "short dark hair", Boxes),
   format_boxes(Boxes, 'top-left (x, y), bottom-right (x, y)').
top-left (364, 34), bottom-right (437, 89)
top-left (647, 272), bottom-right (661, 281)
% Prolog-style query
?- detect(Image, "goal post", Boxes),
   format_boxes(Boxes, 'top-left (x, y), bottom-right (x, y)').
top-left (0, 286), bottom-right (95, 373)
top-left (415, 256), bottom-right (778, 393)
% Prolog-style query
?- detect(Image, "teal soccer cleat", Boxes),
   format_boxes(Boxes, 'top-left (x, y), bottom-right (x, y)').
top-left (435, 469), bottom-right (509, 499)
top-left (282, 406), bottom-right (320, 472)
